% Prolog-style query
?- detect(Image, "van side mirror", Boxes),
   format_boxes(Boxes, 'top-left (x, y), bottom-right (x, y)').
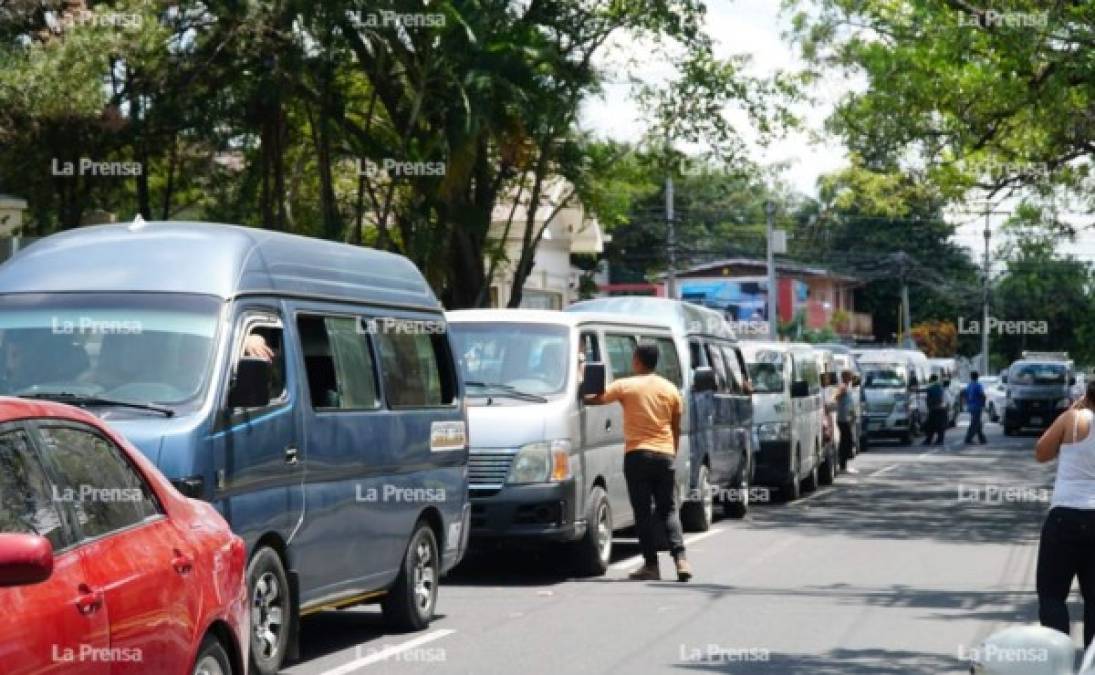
top-left (229, 357), bottom-right (273, 409)
top-left (692, 366), bottom-right (717, 392)
top-left (1001, 375), bottom-right (1007, 384)
top-left (0, 534), bottom-right (53, 587)
top-left (790, 380), bottom-right (809, 398)
top-left (580, 362), bottom-right (606, 398)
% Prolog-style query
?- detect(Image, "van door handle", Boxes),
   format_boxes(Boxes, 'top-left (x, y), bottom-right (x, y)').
top-left (284, 446), bottom-right (299, 465)
top-left (604, 419), bottom-right (612, 431)
top-left (75, 584), bottom-right (104, 615)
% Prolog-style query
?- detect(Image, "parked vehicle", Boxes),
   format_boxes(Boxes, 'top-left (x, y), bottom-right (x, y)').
top-left (797, 345), bottom-right (843, 484)
top-left (448, 309), bottom-right (696, 574)
top-left (980, 376), bottom-right (1007, 423)
top-left (0, 222), bottom-right (470, 674)
top-left (0, 397), bottom-right (248, 675)
top-left (928, 357), bottom-right (963, 427)
top-left (856, 349), bottom-right (921, 445)
top-left (566, 297), bottom-right (754, 531)
top-left (740, 341), bottom-right (825, 501)
top-left (1002, 351), bottom-right (1075, 435)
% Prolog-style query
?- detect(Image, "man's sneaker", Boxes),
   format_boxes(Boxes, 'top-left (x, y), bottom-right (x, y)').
top-left (674, 558), bottom-right (692, 583)
top-left (628, 564), bottom-right (660, 581)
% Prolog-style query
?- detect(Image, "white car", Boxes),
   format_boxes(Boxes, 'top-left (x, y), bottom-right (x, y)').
top-left (980, 375), bottom-right (1008, 423)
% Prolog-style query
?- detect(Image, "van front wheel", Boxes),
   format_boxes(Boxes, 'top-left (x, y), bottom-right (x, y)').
top-left (572, 486), bottom-right (612, 576)
top-left (681, 465), bottom-right (713, 532)
top-left (383, 523), bottom-right (439, 632)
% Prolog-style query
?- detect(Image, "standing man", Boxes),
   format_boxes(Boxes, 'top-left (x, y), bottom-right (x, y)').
top-left (834, 370), bottom-right (856, 470)
top-left (586, 343), bottom-right (691, 582)
top-left (964, 371), bottom-right (989, 444)
top-left (923, 374), bottom-right (947, 446)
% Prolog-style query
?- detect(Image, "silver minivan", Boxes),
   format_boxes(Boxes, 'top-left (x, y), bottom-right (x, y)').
top-left (447, 309), bottom-right (695, 575)
top-left (740, 341), bottom-right (827, 501)
top-left (857, 349), bottom-right (922, 445)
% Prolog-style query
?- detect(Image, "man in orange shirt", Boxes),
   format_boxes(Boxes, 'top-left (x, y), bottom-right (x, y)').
top-left (587, 343), bottom-right (690, 582)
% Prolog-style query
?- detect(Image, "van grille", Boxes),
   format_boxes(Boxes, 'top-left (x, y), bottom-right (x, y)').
top-left (468, 450), bottom-right (515, 489)
top-left (867, 400), bottom-right (894, 414)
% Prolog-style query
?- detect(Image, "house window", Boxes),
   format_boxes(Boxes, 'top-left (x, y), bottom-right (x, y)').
top-left (520, 289), bottom-right (562, 310)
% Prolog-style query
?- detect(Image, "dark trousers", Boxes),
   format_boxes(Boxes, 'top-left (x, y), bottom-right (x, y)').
top-left (624, 450), bottom-right (686, 566)
top-left (965, 408), bottom-right (987, 443)
top-left (838, 420), bottom-right (855, 463)
top-left (924, 409), bottom-right (948, 445)
top-left (1037, 507), bottom-right (1095, 646)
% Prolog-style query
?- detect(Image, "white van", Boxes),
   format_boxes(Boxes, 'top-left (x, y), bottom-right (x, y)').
top-left (740, 341), bottom-right (828, 501)
top-left (857, 349), bottom-right (923, 444)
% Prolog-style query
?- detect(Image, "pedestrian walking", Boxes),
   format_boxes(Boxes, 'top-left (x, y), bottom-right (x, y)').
top-left (585, 342), bottom-right (691, 582)
top-left (964, 371), bottom-right (988, 444)
top-left (834, 370), bottom-right (856, 470)
top-left (923, 374), bottom-right (948, 446)
top-left (1035, 381), bottom-right (1095, 646)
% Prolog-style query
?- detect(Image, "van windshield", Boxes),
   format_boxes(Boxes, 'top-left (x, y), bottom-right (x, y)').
top-left (1009, 363), bottom-right (1067, 385)
top-left (450, 323), bottom-right (570, 398)
top-left (745, 350), bottom-right (784, 393)
top-left (862, 364), bottom-right (907, 389)
top-left (0, 293), bottom-right (221, 406)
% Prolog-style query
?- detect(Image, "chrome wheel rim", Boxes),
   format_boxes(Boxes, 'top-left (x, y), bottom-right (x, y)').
top-left (251, 571), bottom-right (284, 661)
top-left (595, 501), bottom-right (612, 562)
top-left (194, 654), bottom-right (226, 675)
top-left (412, 538), bottom-right (436, 615)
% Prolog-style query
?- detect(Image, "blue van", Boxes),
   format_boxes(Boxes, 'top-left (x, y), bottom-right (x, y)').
top-left (0, 222), bottom-right (470, 674)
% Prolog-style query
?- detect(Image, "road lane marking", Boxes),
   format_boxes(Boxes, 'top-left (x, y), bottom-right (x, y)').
top-left (608, 527), bottom-right (726, 572)
top-left (790, 487), bottom-right (835, 506)
top-left (318, 629), bottom-right (456, 675)
top-left (917, 447), bottom-right (943, 459)
top-left (870, 464), bottom-right (899, 477)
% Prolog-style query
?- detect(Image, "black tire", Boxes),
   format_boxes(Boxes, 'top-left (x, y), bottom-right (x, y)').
top-left (193, 634), bottom-right (233, 675)
top-left (722, 453), bottom-right (751, 519)
top-left (681, 465), bottom-right (713, 532)
top-left (899, 430), bottom-right (913, 445)
top-left (1003, 426), bottom-right (1017, 437)
top-left (571, 486), bottom-right (612, 576)
top-left (803, 445), bottom-right (820, 493)
top-left (248, 547), bottom-right (292, 675)
top-left (820, 445), bottom-right (836, 486)
top-left (781, 446), bottom-right (801, 502)
top-left (383, 522), bottom-right (440, 632)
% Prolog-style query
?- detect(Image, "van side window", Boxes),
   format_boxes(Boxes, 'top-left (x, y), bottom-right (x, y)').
top-left (580, 332), bottom-right (601, 362)
top-left (651, 337), bottom-right (682, 387)
top-left (605, 334), bottom-right (637, 379)
top-left (297, 315), bottom-right (380, 410)
top-left (375, 325), bottom-right (455, 407)
top-left (704, 343), bottom-right (728, 392)
top-left (242, 323), bottom-right (287, 404)
top-left (722, 345), bottom-right (748, 394)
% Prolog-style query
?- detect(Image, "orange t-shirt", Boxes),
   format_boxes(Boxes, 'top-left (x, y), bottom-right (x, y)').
top-left (601, 373), bottom-right (682, 455)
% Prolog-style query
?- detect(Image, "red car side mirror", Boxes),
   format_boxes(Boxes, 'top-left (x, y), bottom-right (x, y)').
top-left (0, 534), bottom-right (54, 587)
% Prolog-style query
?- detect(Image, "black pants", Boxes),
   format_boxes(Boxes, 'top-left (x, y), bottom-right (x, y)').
top-left (965, 408), bottom-right (987, 443)
top-left (924, 409), bottom-right (948, 444)
top-left (1037, 507), bottom-right (1095, 646)
top-left (838, 420), bottom-right (855, 464)
top-left (624, 450), bottom-right (686, 566)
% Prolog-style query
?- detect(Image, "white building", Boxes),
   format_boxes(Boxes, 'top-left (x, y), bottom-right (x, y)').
top-left (487, 177), bottom-right (608, 309)
top-left (0, 194), bottom-right (28, 236)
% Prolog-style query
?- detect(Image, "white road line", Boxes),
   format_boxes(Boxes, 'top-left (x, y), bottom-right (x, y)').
top-left (790, 487), bottom-right (835, 506)
top-left (917, 447), bottom-right (943, 459)
top-left (608, 527), bottom-right (726, 572)
top-left (318, 629), bottom-right (456, 675)
top-left (870, 463), bottom-right (899, 477)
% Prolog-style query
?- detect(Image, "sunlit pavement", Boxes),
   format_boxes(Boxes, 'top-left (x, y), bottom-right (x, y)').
top-left (285, 418), bottom-right (1061, 674)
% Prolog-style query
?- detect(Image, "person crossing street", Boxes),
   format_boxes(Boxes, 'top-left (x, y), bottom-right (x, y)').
top-left (964, 371), bottom-right (989, 444)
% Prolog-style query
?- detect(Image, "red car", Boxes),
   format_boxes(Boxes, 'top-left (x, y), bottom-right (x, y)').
top-left (0, 398), bottom-right (248, 675)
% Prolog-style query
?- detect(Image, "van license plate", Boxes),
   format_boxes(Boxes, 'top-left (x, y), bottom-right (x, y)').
top-left (1030, 416), bottom-right (1043, 426)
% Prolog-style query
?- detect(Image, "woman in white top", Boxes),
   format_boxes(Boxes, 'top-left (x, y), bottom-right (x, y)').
top-left (1035, 381), bottom-right (1095, 646)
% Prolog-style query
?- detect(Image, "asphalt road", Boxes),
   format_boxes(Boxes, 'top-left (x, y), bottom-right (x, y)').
top-left (284, 418), bottom-right (1062, 675)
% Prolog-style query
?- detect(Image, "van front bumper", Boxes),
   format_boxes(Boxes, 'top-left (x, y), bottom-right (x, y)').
top-left (754, 440), bottom-right (793, 486)
top-left (863, 412), bottom-right (911, 437)
top-left (468, 479), bottom-right (584, 543)
top-left (1004, 400), bottom-right (1066, 430)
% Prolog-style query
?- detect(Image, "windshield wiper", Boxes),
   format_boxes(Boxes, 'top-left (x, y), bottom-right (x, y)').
top-left (465, 381), bottom-right (548, 403)
top-left (19, 392), bottom-right (176, 417)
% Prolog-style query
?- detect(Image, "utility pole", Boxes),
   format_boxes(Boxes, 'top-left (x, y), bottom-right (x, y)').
top-left (665, 169), bottom-right (677, 300)
top-left (897, 252), bottom-right (914, 349)
top-left (766, 200), bottom-right (778, 340)
top-left (981, 209), bottom-right (992, 375)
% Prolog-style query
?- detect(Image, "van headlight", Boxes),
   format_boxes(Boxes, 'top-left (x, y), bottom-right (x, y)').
top-left (507, 440), bottom-right (572, 484)
top-left (757, 422), bottom-right (790, 442)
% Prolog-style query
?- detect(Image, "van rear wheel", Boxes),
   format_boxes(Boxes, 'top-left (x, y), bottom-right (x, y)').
top-left (248, 547), bottom-right (291, 675)
top-left (723, 454), bottom-right (751, 519)
top-left (820, 445), bottom-right (836, 486)
top-left (681, 465), bottom-right (713, 532)
top-left (781, 448), bottom-right (801, 502)
top-left (571, 486), bottom-right (612, 576)
top-left (382, 523), bottom-right (439, 632)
